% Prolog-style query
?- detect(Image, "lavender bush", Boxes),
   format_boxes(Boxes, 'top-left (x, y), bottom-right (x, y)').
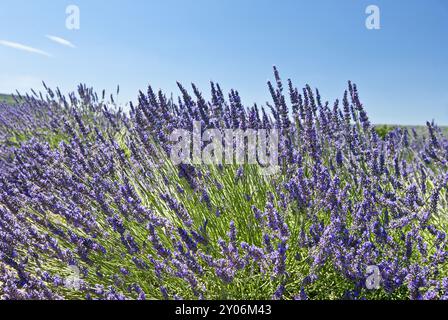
top-left (0, 68), bottom-right (447, 300)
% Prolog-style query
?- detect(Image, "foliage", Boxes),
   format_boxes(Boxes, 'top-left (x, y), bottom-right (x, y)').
top-left (0, 70), bottom-right (448, 300)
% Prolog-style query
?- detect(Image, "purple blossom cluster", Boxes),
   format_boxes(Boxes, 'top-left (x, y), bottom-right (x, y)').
top-left (1, 68), bottom-right (448, 300)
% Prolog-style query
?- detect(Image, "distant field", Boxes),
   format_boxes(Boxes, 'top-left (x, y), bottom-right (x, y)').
top-left (0, 93), bottom-right (16, 105)
top-left (375, 124), bottom-right (448, 137)
top-left (0, 92), bottom-right (447, 136)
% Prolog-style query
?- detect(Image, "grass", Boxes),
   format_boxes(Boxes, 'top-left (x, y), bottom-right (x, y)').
top-left (0, 94), bottom-right (16, 105)
top-left (374, 124), bottom-right (448, 139)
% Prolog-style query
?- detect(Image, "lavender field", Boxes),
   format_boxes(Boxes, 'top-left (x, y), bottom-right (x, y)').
top-left (0, 69), bottom-right (447, 300)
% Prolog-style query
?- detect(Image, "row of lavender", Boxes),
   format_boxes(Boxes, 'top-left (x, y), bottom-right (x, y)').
top-left (1, 69), bottom-right (448, 299)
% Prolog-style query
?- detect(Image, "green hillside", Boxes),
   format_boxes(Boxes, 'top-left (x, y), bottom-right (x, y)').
top-left (375, 124), bottom-right (448, 138)
top-left (0, 93), bottom-right (16, 105)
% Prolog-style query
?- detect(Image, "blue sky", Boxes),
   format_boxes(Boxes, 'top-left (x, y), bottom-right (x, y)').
top-left (0, 0), bottom-right (447, 125)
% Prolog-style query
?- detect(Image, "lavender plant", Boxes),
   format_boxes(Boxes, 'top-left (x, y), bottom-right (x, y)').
top-left (0, 68), bottom-right (447, 300)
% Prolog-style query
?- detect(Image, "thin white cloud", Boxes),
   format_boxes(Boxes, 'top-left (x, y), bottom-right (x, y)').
top-left (0, 40), bottom-right (51, 57)
top-left (46, 35), bottom-right (76, 48)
